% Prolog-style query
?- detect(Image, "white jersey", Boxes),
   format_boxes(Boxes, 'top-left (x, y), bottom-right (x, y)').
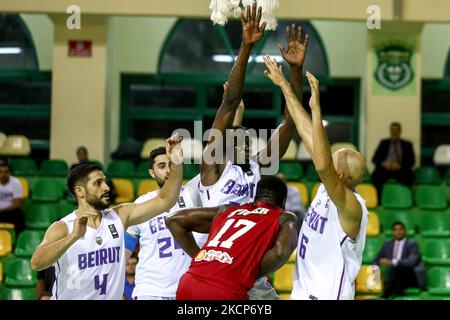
top-left (199, 160), bottom-right (261, 207)
top-left (291, 184), bottom-right (369, 300)
top-left (127, 174), bottom-right (207, 298)
top-left (52, 209), bottom-right (125, 300)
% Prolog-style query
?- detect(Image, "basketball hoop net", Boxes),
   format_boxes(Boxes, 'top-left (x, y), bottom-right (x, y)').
top-left (209, 0), bottom-right (279, 30)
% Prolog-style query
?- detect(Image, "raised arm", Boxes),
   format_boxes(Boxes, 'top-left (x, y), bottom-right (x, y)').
top-left (263, 56), bottom-right (314, 155)
top-left (31, 212), bottom-right (97, 271)
top-left (306, 72), bottom-right (363, 239)
top-left (258, 211), bottom-right (300, 278)
top-left (222, 81), bottom-right (246, 127)
top-left (201, 3), bottom-right (266, 186)
top-left (115, 135), bottom-right (184, 228)
top-left (166, 206), bottom-right (226, 257)
top-left (259, 24), bottom-right (309, 166)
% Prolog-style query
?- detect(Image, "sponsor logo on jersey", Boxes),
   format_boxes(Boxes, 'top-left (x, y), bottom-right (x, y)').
top-left (178, 196), bottom-right (186, 208)
top-left (194, 249), bottom-right (233, 264)
top-left (95, 236), bottom-right (102, 245)
top-left (227, 207), bottom-right (269, 218)
top-left (108, 224), bottom-right (119, 239)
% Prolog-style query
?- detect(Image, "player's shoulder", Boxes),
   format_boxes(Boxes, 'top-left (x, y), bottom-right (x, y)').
top-left (134, 190), bottom-right (158, 204)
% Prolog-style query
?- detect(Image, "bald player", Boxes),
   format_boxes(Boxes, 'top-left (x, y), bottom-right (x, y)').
top-left (263, 56), bottom-right (368, 300)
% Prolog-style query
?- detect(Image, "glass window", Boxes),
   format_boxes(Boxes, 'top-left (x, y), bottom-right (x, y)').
top-left (130, 84), bottom-right (196, 109)
top-left (0, 116), bottom-right (49, 139)
top-left (0, 80), bottom-right (50, 105)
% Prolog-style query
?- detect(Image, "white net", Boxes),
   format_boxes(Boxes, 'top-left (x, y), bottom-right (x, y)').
top-left (209, 0), bottom-right (279, 30)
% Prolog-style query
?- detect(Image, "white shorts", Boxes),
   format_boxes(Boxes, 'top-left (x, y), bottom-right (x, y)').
top-left (248, 277), bottom-right (280, 300)
top-left (133, 295), bottom-right (175, 300)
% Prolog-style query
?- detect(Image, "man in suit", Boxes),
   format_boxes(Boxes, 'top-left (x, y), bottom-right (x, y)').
top-left (371, 122), bottom-right (415, 196)
top-left (373, 221), bottom-right (426, 298)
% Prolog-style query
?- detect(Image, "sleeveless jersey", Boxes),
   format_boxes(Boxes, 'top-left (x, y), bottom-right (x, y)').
top-left (127, 175), bottom-right (207, 298)
top-left (185, 201), bottom-right (283, 297)
top-left (199, 160), bottom-right (261, 207)
top-left (291, 184), bottom-right (369, 300)
top-left (51, 209), bottom-right (125, 300)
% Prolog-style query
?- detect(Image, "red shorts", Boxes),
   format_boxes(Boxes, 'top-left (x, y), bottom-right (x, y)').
top-left (176, 272), bottom-right (249, 300)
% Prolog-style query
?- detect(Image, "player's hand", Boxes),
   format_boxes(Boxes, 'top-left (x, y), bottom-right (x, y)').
top-left (263, 55), bottom-right (287, 86)
top-left (241, 3), bottom-right (266, 46)
top-left (279, 24), bottom-right (309, 67)
top-left (71, 212), bottom-right (97, 240)
top-left (166, 133), bottom-right (184, 165)
top-left (306, 71), bottom-right (321, 110)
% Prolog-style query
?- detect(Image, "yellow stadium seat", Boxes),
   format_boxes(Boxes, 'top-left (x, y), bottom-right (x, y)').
top-left (279, 293), bottom-right (291, 300)
top-left (0, 230), bottom-right (12, 256)
top-left (330, 142), bottom-right (357, 154)
top-left (0, 135), bottom-right (31, 156)
top-left (273, 263), bottom-right (295, 292)
top-left (356, 184), bottom-right (378, 209)
top-left (287, 182), bottom-right (308, 206)
top-left (0, 261), bottom-right (3, 283)
top-left (366, 211), bottom-right (380, 237)
top-left (17, 177), bottom-right (29, 199)
top-left (137, 179), bottom-right (159, 196)
top-left (355, 265), bottom-right (383, 294)
top-left (0, 132), bottom-right (6, 147)
top-left (355, 295), bottom-right (380, 300)
top-left (112, 179), bottom-right (134, 204)
top-left (281, 141), bottom-right (298, 161)
top-left (310, 183), bottom-right (321, 201)
top-left (140, 138), bottom-right (166, 159)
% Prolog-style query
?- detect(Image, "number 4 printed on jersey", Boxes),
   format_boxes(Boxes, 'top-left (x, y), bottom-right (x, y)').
top-left (208, 219), bottom-right (256, 249)
top-left (94, 274), bottom-right (108, 295)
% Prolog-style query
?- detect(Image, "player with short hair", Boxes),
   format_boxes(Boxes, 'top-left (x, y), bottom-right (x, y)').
top-left (125, 146), bottom-right (206, 300)
top-left (30, 135), bottom-right (184, 300)
top-left (200, 3), bottom-right (309, 299)
top-left (167, 175), bottom-right (300, 300)
top-left (263, 56), bottom-right (368, 300)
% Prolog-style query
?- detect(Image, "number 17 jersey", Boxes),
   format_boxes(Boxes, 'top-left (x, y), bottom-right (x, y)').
top-left (185, 201), bottom-right (283, 297)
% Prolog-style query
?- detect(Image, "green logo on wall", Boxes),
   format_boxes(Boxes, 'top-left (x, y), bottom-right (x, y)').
top-left (375, 45), bottom-right (414, 90)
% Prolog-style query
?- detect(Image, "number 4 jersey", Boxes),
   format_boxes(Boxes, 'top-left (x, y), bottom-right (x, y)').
top-left (178, 200), bottom-right (284, 299)
top-left (51, 209), bottom-right (125, 300)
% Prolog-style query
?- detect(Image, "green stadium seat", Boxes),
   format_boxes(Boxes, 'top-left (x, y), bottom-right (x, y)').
top-left (106, 160), bottom-right (135, 178)
top-left (419, 213), bottom-right (450, 238)
top-left (135, 161), bottom-right (150, 179)
top-left (414, 166), bottom-right (442, 185)
top-left (4, 258), bottom-right (37, 287)
top-left (31, 178), bottom-right (65, 202)
top-left (445, 168), bottom-right (450, 184)
top-left (381, 184), bottom-right (413, 209)
top-left (362, 237), bottom-right (383, 264)
top-left (277, 162), bottom-right (303, 181)
top-left (183, 163), bottom-right (199, 180)
top-left (305, 163), bottom-right (319, 182)
top-left (423, 240), bottom-right (450, 266)
top-left (10, 158), bottom-right (37, 176)
top-left (0, 287), bottom-right (36, 300)
top-left (14, 230), bottom-right (45, 258)
top-left (392, 295), bottom-right (421, 300)
top-left (25, 203), bottom-right (58, 229)
top-left (382, 211), bottom-right (415, 237)
top-left (39, 159), bottom-right (69, 177)
top-left (415, 185), bottom-right (447, 210)
top-left (404, 287), bottom-right (422, 295)
top-left (427, 267), bottom-right (450, 296)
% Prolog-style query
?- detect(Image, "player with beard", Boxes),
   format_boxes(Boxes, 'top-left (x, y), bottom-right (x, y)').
top-left (200, 2), bottom-right (309, 300)
top-left (30, 135), bottom-right (184, 300)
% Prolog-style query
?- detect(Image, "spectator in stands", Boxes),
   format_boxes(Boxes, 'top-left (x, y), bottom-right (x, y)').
top-left (276, 173), bottom-right (305, 221)
top-left (70, 146), bottom-right (89, 170)
top-left (36, 266), bottom-right (55, 300)
top-left (124, 255), bottom-right (137, 300)
top-left (0, 160), bottom-right (25, 234)
top-left (373, 221), bottom-right (426, 298)
top-left (371, 122), bottom-right (415, 196)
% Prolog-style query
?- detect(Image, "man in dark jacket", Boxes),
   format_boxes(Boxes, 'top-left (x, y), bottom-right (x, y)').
top-left (371, 122), bottom-right (415, 196)
top-left (373, 221), bottom-right (426, 298)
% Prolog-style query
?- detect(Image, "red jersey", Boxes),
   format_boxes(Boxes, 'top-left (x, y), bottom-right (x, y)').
top-left (184, 200), bottom-right (283, 297)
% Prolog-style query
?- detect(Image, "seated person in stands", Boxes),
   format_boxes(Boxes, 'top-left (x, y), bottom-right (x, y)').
top-left (371, 122), bottom-right (415, 196)
top-left (0, 160), bottom-right (25, 234)
top-left (373, 221), bottom-right (426, 298)
top-left (276, 173), bottom-right (306, 221)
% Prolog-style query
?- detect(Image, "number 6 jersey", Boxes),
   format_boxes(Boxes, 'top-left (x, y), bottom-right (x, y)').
top-left (51, 209), bottom-right (125, 300)
top-left (291, 184), bottom-right (369, 300)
